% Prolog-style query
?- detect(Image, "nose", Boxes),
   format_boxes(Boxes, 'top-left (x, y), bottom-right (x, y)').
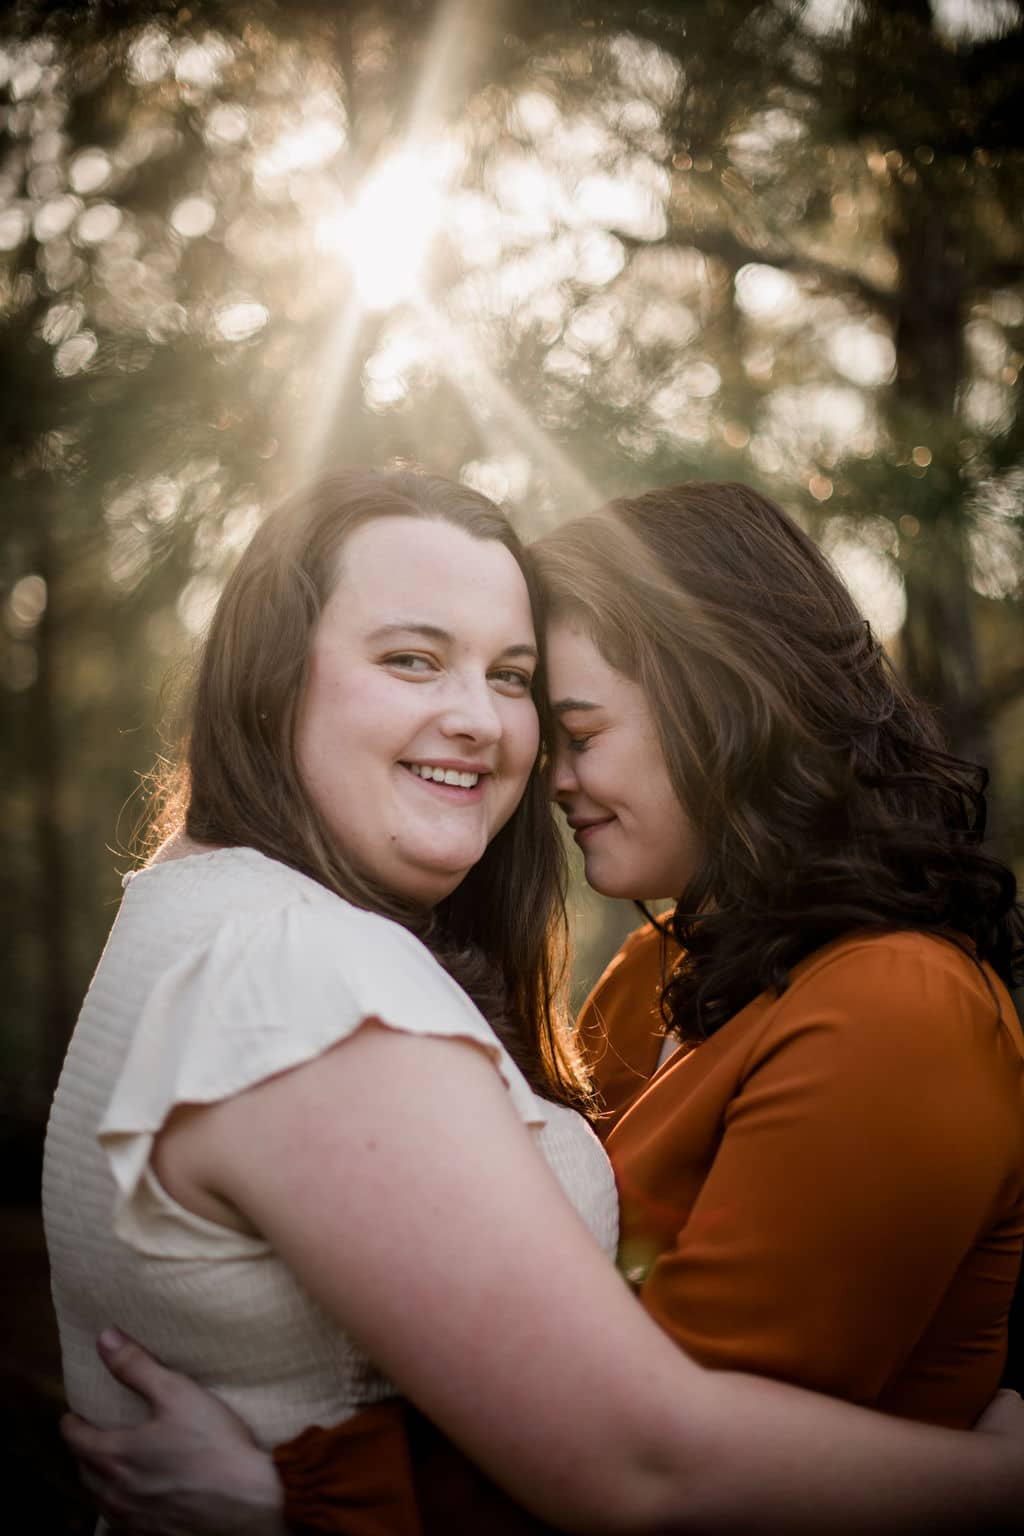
top-left (439, 675), bottom-right (503, 747)
top-left (551, 739), bottom-right (579, 802)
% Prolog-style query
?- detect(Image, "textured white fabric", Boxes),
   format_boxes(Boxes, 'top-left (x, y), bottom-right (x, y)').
top-left (43, 847), bottom-right (618, 1447)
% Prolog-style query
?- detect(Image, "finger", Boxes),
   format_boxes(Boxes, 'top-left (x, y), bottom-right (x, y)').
top-left (60, 1411), bottom-right (123, 1463)
top-left (96, 1327), bottom-right (175, 1409)
top-left (76, 1457), bottom-right (113, 1503)
top-left (75, 1462), bottom-right (139, 1532)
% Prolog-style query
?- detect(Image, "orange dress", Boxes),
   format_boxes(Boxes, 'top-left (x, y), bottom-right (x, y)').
top-left (578, 924), bottom-right (1024, 1428)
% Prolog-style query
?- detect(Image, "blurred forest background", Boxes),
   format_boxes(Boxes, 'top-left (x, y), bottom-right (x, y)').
top-left (1, 0), bottom-right (1023, 1517)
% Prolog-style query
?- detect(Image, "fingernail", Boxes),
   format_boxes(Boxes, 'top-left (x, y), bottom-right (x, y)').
top-left (98, 1327), bottom-right (124, 1353)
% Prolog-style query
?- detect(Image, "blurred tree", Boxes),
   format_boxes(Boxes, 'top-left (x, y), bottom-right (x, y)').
top-left (1, 0), bottom-right (1021, 1132)
top-left (478, 0), bottom-right (1024, 834)
top-left (500, 0), bottom-right (1024, 767)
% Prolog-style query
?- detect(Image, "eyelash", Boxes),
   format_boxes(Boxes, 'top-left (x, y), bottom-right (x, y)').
top-left (385, 653), bottom-right (436, 672)
top-left (565, 733), bottom-right (592, 754)
top-left (383, 655), bottom-right (533, 692)
top-left (491, 668), bottom-right (534, 692)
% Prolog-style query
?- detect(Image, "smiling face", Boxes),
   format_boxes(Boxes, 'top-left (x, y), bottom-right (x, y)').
top-left (548, 619), bottom-right (700, 901)
top-left (295, 516), bottom-right (541, 907)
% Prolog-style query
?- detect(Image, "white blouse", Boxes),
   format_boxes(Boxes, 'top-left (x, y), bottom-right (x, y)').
top-left (43, 848), bottom-right (618, 1446)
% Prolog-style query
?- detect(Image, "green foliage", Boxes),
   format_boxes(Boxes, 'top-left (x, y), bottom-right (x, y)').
top-left (2, 0), bottom-right (1022, 1114)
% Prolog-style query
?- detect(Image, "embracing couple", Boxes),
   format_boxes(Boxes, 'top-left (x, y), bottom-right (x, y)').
top-left (44, 469), bottom-right (1024, 1533)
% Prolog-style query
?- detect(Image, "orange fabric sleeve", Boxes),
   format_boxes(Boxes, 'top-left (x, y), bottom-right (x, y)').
top-left (626, 938), bottom-right (1024, 1414)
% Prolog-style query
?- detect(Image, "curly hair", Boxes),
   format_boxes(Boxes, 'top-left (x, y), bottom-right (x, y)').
top-left (150, 468), bottom-right (587, 1108)
top-left (535, 480), bottom-right (1023, 1043)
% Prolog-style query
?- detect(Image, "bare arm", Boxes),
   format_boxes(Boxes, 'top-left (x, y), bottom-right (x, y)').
top-left (62, 1339), bottom-right (1024, 1536)
top-left (72, 1024), bottom-right (1024, 1533)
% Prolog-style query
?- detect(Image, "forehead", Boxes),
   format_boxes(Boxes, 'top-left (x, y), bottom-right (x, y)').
top-left (328, 515), bottom-right (534, 634)
top-left (546, 620), bottom-right (617, 687)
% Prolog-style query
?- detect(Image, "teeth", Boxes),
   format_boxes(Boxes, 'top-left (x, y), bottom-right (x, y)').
top-left (408, 764), bottom-right (479, 788)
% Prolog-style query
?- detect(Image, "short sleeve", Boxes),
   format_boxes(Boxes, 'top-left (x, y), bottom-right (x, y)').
top-left (99, 893), bottom-right (546, 1256)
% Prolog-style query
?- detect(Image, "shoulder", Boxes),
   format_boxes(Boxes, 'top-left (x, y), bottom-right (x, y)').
top-left (101, 850), bottom-right (547, 1151)
top-left (722, 934), bottom-right (1024, 1175)
top-left (590, 912), bottom-right (680, 999)
top-left (788, 929), bottom-right (1002, 1012)
top-left (121, 846), bottom-right (491, 1047)
top-left (577, 916), bottom-right (681, 1090)
top-left (127, 846), bottom-right (439, 967)
top-left (756, 929), bottom-right (1022, 1072)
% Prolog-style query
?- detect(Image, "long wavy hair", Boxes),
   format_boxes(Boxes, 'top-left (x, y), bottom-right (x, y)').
top-left (536, 480), bottom-right (1023, 1043)
top-left (151, 468), bottom-right (588, 1108)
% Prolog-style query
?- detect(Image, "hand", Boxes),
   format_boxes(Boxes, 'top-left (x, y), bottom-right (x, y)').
top-left (974, 1386), bottom-right (1024, 1437)
top-left (61, 1328), bottom-right (286, 1535)
top-left (973, 1387), bottom-right (1024, 1517)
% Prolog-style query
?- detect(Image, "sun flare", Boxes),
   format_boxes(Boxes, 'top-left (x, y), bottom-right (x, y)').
top-left (316, 152), bottom-right (444, 311)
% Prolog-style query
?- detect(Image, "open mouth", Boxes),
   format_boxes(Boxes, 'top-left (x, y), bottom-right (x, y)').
top-left (404, 762), bottom-right (482, 790)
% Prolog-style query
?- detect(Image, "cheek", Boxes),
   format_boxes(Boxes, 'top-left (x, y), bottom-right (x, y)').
top-left (294, 672), bottom-right (370, 806)
top-left (507, 699), bottom-right (541, 775)
top-left (303, 669), bottom-right (397, 758)
top-left (292, 690), bottom-right (321, 788)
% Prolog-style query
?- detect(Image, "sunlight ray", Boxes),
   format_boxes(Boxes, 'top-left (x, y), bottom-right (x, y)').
top-left (417, 297), bottom-right (603, 521)
top-left (403, 0), bottom-right (489, 143)
top-left (314, 0), bottom-right (487, 313)
top-left (287, 293), bottom-right (366, 486)
top-left (289, 0), bottom-right (491, 481)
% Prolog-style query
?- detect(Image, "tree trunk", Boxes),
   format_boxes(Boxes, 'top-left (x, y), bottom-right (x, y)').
top-left (890, 180), bottom-right (991, 771)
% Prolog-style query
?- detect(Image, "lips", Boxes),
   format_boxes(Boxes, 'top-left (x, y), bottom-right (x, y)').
top-left (568, 816), bottom-right (614, 845)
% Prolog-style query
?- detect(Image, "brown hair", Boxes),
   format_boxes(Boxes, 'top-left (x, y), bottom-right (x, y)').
top-left (536, 480), bottom-right (1023, 1041)
top-left (154, 468), bottom-right (587, 1108)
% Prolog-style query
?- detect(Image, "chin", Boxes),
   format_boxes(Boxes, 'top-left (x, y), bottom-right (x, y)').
top-left (584, 862), bottom-right (668, 903)
top-left (583, 865), bottom-right (629, 899)
top-left (405, 865), bottom-right (477, 908)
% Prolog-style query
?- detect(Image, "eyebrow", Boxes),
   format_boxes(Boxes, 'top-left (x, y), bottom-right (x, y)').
top-left (367, 622), bottom-right (537, 659)
top-left (553, 697), bottom-right (601, 715)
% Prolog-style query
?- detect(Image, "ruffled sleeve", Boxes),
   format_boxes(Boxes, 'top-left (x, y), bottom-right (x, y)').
top-left (99, 890), bottom-right (546, 1257)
